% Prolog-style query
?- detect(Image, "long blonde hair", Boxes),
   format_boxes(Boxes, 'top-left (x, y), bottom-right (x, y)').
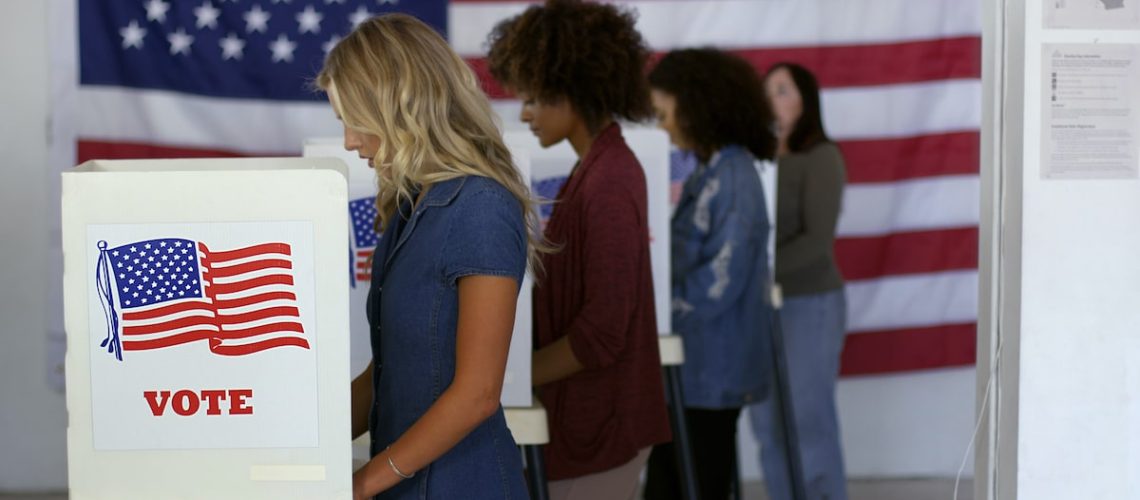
top-left (317, 14), bottom-right (549, 272)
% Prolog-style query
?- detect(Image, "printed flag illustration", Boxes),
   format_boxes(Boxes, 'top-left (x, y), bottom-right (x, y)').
top-left (95, 237), bottom-right (310, 360)
top-left (349, 197), bottom-right (380, 287)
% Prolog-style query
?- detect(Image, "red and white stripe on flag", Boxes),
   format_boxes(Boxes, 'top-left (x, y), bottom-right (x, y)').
top-left (73, 0), bottom-right (980, 376)
top-left (119, 242), bottom-right (309, 356)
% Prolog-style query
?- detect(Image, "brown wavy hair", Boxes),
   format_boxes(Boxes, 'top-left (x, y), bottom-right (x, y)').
top-left (485, 0), bottom-right (652, 132)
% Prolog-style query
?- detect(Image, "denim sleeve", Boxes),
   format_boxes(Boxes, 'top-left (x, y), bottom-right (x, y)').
top-left (442, 186), bottom-right (527, 287)
top-left (673, 161), bottom-right (769, 324)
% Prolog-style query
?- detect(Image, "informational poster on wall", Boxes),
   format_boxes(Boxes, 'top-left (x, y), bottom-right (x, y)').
top-left (85, 221), bottom-right (320, 451)
top-left (1041, 43), bottom-right (1139, 179)
top-left (1045, 0), bottom-right (1140, 30)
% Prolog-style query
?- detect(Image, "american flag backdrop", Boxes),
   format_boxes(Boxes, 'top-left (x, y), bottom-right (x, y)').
top-left (95, 238), bottom-right (309, 359)
top-left (65, 0), bottom-right (980, 379)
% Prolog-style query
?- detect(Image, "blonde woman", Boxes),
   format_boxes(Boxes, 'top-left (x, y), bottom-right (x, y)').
top-left (318, 14), bottom-right (543, 500)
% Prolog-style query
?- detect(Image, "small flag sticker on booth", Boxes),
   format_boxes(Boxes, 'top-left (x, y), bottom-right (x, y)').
top-left (349, 197), bottom-right (380, 286)
top-left (531, 177), bottom-right (566, 220)
top-left (94, 238), bottom-right (310, 361)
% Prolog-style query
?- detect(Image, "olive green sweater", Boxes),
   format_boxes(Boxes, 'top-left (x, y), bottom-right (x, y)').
top-left (774, 142), bottom-right (846, 297)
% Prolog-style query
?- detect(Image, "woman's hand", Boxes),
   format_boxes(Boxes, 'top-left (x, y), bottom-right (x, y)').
top-left (352, 450), bottom-right (404, 499)
top-left (352, 461), bottom-right (374, 500)
top-left (351, 469), bottom-right (373, 500)
top-left (351, 362), bottom-right (375, 439)
top-left (352, 470), bottom-right (369, 500)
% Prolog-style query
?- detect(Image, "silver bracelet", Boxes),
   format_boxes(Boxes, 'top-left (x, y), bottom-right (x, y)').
top-left (386, 448), bottom-right (414, 479)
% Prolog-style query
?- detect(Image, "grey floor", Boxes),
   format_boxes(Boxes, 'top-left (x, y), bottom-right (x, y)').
top-left (744, 479), bottom-right (974, 500)
top-left (3, 479), bottom-right (974, 500)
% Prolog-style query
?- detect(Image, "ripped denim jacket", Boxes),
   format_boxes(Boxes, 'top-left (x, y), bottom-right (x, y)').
top-left (671, 145), bottom-right (774, 408)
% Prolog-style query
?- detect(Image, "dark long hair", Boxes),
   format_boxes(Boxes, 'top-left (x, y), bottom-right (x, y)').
top-left (648, 48), bottom-right (776, 163)
top-left (766, 62), bottom-right (829, 153)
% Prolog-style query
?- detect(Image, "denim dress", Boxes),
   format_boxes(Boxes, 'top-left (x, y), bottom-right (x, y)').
top-left (364, 176), bottom-right (529, 500)
top-left (671, 145), bottom-right (774, 409)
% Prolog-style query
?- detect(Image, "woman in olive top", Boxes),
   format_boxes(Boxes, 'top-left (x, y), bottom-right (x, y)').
top-left (748, 63), bottom-right (849, 500)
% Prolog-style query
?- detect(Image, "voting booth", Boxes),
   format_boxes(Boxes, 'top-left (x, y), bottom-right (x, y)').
top-left (302, 139), bottom-right (535, 409)
top-left (62, 158), bottom-right (352, 499)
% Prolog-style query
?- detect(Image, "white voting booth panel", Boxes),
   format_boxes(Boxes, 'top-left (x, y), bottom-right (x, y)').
top-left (302, 139), bottom-right (534, 408)
top-left (505, 128), bottom-right (673, 336)
top-left (62, 158), bottom-right (352, 499)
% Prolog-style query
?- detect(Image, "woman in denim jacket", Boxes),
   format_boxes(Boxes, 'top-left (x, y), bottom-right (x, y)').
top-left (319, 15), bottom-right (548, 500)
top-left (643, 48), bottom-right (777, 500)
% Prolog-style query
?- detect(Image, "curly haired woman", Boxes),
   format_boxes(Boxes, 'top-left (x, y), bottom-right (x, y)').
top-left (642, 47), bottom-right (777, 500)
top-left (487, 1), bottom-right (671, 498)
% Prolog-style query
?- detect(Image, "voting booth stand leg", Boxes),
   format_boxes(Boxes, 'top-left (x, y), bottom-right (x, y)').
top-left (523, 444), bottom-right (550, 500)
top-left (730, 444), bottom-right (743, 500)
top-left (769, 299), bottom-right (807, 500)
top-left (664, 365), bottom-right (701, 500)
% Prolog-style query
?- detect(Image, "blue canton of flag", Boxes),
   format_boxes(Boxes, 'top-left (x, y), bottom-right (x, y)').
top-left (107, 238), bottom-right (204, 309)
top-left (531, 177), bottom-right (567, 221)
top-left (669, 149), bottom-right (698, 205)
top-left (80, 0), bottom-right (448, 102)
top-left (670, 149), bottom-right (698, 183)
top-left (350, 197), bottom-right (380, 249)
top-left (349, 196), bottom-right (380, 287)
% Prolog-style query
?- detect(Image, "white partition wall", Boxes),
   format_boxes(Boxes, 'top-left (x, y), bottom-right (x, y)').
top-left (978, 1), bottom-right (1140, 499)
top-left (302, 139), bottom-right (534, 408)
top-left (62, 158), bottom-right (352, 499)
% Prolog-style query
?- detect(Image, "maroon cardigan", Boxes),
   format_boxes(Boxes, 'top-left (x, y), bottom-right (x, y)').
top-left (534, 123), bottom-right (672, 480)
